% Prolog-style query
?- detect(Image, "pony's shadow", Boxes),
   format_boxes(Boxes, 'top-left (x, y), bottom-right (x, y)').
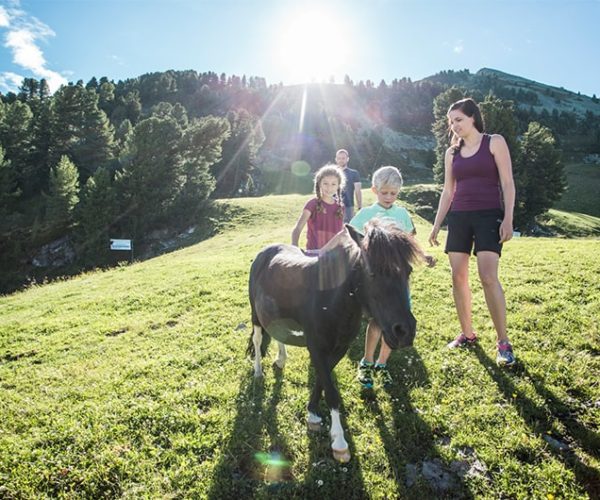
top-left (206, 367), bottom-right (292, 499)
top-left (472, 344), bottom-right (600, 498)
top-left (346, 333), bottom-right (472, 498)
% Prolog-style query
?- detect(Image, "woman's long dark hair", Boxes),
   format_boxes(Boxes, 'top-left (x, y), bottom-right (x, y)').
top-left (447, 98), bottom-right (485, 155)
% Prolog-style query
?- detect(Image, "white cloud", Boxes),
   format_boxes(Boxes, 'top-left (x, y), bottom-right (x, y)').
top-left (111, 54), bottom-right (126, 66)
top-left (0, 2), bottom-right (67, 93)
top-left (6, 29), bottom-right (47, 70)
top-left (453, 40), bottom-right (464, 54)
top-left (0, 70), bottom-right (24, 92)
top-left (0, 6), bottom-right (11, 27)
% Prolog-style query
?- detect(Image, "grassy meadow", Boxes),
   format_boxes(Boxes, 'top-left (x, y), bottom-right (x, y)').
top-left (1, 191), bottom-right (599, 499)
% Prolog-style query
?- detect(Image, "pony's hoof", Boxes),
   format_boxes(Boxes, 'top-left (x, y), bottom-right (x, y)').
top-left (307, 421), bottom-right (322, 432)
top-left (332, 448), bottom-right (351, 463)
top-left (273, 360), bottom-right (285, 370)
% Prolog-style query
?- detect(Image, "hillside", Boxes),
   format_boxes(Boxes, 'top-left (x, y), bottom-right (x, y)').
top-left (424, 67), bottom-right (600, 118)
top-left (476, 68), bottom-right (600, 118)
top-left (1, 192), bottom-right (599, 498)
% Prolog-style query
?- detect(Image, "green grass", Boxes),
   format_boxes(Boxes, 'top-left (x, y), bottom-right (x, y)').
top-left (538, 209), bottom-right (600, 237)
top-left (553, 162), bottom-right (600, 217)
top-left (1, 192), bottom-right (599, 498)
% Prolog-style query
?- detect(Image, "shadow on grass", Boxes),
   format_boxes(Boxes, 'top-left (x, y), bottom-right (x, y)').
top-left (300, 362), bottom-right (369, 499)
top-left (473, 345), bottom-right (600, 498)
top-left (206, 367), bottom-right (292, 499)
top-left (2, 201), bottom-right (250, 295)
top-left (206, 356), bottom-right (370, 499)
top-left (346, 335), bottom-right (473, 498)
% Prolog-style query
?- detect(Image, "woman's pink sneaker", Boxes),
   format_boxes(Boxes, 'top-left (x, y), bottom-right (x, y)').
top-left (447, 332), bottom-right (478, 349)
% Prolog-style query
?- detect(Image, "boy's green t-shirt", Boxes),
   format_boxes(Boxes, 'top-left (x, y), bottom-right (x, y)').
top-left (349, 203), bottom-right (415, 233)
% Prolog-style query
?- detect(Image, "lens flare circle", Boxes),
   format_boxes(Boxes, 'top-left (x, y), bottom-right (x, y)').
top-left (291, 160), bottom-right (311, 177)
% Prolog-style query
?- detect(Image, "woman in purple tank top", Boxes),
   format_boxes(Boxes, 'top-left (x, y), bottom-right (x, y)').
top-left (428, 98), bottom-right (517, 367)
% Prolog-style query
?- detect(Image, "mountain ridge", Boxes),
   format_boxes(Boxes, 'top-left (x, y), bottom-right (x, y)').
top-left (421, 67), bottom-right (600, 118)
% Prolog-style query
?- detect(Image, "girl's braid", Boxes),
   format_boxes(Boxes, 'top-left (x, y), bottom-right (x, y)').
top-left (335, 186), bottom-right (344, 219)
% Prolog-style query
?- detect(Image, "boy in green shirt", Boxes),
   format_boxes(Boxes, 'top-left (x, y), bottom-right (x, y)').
top-left (350, 166), bottom-right (433, 388)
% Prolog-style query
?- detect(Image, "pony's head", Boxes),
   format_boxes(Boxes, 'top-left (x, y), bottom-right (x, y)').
top-left (347, 222), bottom-right (418, 349)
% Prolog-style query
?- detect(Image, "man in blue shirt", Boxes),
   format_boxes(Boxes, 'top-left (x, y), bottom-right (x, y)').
top-left (335, 149), bottom-right (362, 222)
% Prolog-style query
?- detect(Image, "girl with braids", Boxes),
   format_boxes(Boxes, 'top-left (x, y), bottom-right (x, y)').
top-left (291, 164), bottom-right (346, 255)
top-left (428, 97), bottom-right (517, 367)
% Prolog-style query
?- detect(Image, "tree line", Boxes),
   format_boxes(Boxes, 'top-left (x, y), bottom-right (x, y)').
top-left (1, 69), bottom-right (598, 292)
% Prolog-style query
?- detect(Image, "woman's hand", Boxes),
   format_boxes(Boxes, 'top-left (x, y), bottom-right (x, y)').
top-left (428, 226), bottom-right (440, 247)
top-left (499, 218), bottom-right (513, 243)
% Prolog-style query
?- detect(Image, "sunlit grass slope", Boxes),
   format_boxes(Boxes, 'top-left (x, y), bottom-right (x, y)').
top-left (553, 162), bottom-right (600, 218)
top-left (1, 192), bottom-right (599, 499)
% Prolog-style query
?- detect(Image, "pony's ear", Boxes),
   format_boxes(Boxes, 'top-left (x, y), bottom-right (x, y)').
top-left (345, 224), bottom-right (364, 246)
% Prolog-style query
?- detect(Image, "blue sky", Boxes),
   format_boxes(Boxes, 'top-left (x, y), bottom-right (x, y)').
top-left (1, 0), bottom-right (599, 96)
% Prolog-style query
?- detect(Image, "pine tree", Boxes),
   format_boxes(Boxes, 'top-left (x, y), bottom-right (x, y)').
top-left (0, 100), bottom-right (36, 196)
top-left (514, 122), bottom-right (564, 228)
top-left (49, 84), bottom-right (115, 182)
top-left (111, 91), bottom-right (142, 125)
top-left (46, 155), bottom-right (80, 234)
top-left (75, 167), bottom-right (117, 264)
top-left (479, 93), bottom-right (518, 155)
top-left (0, 146), bottom-right (21, 216)
top-left (431, 87), bottom-right (466, 182)
top-left (115, 116), bottom-right (183, 236)
top-left (115, 119), bottom-right (133, 148)
top-left (98, 81), bottom-right (116, 117)
top-left (173, 115), bottom-right (230, 218)
top-left (27, 88), bottom-right (53, 197)
top-left (211, 109), bottom-right (265, 196)
top-left (0, 146), bottom-right (25, 284)
top-left (77, 89), bottom-right (116, 178)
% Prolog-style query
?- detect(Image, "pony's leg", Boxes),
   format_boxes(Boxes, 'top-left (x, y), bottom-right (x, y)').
top-left (307, 378), bottom-right (323, 431)
top-left (330, 409), bottom-right (350, 463)
top-left (274, 341), bottom-right (287, 369)
top-left (309, 348), bottom-right (350, 462)
top-left (252, 325), bottom-right (263, 378)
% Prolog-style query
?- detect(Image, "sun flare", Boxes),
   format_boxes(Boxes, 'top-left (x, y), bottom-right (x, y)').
top-left (277, 8), bottom-right (350, 84)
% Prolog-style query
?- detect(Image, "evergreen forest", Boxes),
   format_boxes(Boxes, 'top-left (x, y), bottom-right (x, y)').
top-left (1, 67), bottom-right (600, 293)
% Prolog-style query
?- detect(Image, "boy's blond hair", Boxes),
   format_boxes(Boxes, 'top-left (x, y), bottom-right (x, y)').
top-left (372, 166), bottom-right (403, 190)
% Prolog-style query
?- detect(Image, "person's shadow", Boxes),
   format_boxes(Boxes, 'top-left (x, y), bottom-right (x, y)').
top-left (472, 344), bottom-right (600, 498)
top-left (346, 331), bottom-right (473, 498)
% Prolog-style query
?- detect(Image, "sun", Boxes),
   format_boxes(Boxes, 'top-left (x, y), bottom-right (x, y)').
top-left (276, 8), bottom-right (350, 84)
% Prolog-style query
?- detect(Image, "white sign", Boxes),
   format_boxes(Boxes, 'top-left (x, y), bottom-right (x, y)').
top-left (110, 239), bottom-right (132, 251)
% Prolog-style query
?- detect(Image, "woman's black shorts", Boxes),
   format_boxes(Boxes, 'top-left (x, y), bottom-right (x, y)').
top-left (445, 209), bottom-right (504, 256)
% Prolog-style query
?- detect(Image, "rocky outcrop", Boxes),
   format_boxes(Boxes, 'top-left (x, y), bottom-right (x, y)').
top-left (31, 236), bottom-right (76, 268)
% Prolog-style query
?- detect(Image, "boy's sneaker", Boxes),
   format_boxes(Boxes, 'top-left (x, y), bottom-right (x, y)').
top-left (496, 341), bottom-right (516, 367)
top-left (357, 360), bottom-right (374, 388)
top-left (374, 363), bottom-right (393, 387)
top-left (447, 332), bottom-right (478, 349)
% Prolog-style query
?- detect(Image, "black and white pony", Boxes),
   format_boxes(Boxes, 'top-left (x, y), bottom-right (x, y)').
top-left (248, 222), bottom-right (425, 462)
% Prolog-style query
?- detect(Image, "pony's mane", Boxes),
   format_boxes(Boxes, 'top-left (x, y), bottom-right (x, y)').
top-left (362, 220), bottom-right (420, 277)
top-left (315, 229), bottom-right (361, 291)
top-left (319, 230), bottom-right (361, 265)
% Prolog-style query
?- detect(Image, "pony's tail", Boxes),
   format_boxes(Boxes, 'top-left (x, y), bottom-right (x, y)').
top-left (246, 324), bottom-right (271, 358)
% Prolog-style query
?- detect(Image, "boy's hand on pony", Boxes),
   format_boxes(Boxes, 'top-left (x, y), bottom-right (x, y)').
top-left (424, 254), bottom-right (437, 268)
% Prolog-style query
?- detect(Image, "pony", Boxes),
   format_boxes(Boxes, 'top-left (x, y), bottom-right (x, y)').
top-left (248, 222), bottom-right (425, 462)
